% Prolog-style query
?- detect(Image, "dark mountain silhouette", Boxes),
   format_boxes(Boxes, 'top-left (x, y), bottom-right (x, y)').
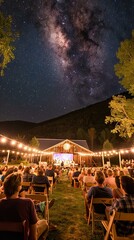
top-left (0, 97), bottom-right (110, 138)
top-left (0, 92), bottom-right (132, 150)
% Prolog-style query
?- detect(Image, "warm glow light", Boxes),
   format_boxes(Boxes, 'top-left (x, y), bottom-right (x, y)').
top-left (1, 137), bottom-right (7, 143)
top-left (18, 143), bottom-right (23, 148)
top-left (63, 143), bottom-right (70, 150)
top-left (11, 140), bottom-right (16, 145)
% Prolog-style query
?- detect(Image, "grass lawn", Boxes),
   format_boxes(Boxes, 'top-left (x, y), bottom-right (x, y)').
top-left (47, 171), bottom-right (104, 240)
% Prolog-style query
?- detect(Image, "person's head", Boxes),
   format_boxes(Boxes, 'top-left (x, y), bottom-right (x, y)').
top-left (24, 166), bottom-right (31, 174)
top-left (48, 165), bottom-right (52, 169)
top-left (115, 176), bottom-right (121, 188)
top-left (120, 175), bottom-right (134, 195)
top-left (4, 172), bottom-right (22, 198)
top-left (95, 171), bottom-right (105, 184)
top-left (113, 169), bottom-right (119, 177)
top-left (107, 169), bottom-right (113, 177)
top-left (119, 170), bottom-right (124, 177)
top-left (87, 168), bottom-right (91, 175)
top-left (37, 167), bottom-right (44, 176)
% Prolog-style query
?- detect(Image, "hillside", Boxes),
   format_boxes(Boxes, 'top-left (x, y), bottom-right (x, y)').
top-left (0, 120), bottom-right (36, 138)
top-left (27, 98), bottom-right (110, 139)
top-left (0, 93), bottom-right (132, 150)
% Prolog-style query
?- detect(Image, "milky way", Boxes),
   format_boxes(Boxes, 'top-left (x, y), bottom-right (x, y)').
top-left (0, 0), bottom-right (134, 122)
top-left (36, 0), bottom-right (134, 104)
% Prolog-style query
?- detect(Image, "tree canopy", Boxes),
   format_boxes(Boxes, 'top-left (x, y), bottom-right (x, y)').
top-left (105, 30), bottom-right (134, 138)
top-left (29, 136), bottom-right (40, 149)
top-left (0, 1), bottom-right (18, 76)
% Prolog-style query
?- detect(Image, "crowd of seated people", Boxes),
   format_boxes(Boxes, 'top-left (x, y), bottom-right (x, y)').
top-left (105, 175), bottom-right (134, 237)
top-left (0, 163), bottom-right (134, 238)
top-left (0, 172), bottom-right (48, 240)
top-left (0, 163), bottom-right (62, 237)
top-left (69, 165), bottom-right (133, 237)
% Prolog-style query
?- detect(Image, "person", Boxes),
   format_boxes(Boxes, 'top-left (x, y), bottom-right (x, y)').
top-left (78, 168), bottom-right (86, 188)
top-left (45, 165), bottom-right (56, 186)
top-left (32, 167), bottom-right (50, 194)
top-left (106, 175), bottom-right (134, 237)
top-left (82, 168), bottom-right (96, 196)
top-left (0, 172), bottom-right (48, 240)
top-left (71, 167), bottom-right (81, 187)
top-left (21, 166), bottom-right (33, 193)
top-left (112, 175), bottom-right (124, 199)
top-left (104, 169), bottom-right (116, 189)
top-left (85, 170), bottom-right (113, 219)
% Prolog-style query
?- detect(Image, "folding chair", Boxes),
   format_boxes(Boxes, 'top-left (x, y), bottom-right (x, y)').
top-left (73, 177), bottom-right (79, 188)
top-left (25, 193), bottom-right (49, 223)
top-left (102, 209), bottom-right (134, 240)
top-left (21, 182), bottom-right (31, 193)
top-left (47, 176), bottom-right (54, 194)
top-left (0, 220), bottom-right (28, 240)
top-left (31, 183), bottom-right (48, 196)
top-left (88, 196), bottom-right (113, 234)
top-left (25, 193), bottom-right (49, 240)
top-left (84, 182), bottom-right (95, 192)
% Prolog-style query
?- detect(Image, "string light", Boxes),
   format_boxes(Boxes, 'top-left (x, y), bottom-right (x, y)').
top-left (0, 133), bottom-right (133, 158)
top-left (0, 134), bottom-right (45, 155)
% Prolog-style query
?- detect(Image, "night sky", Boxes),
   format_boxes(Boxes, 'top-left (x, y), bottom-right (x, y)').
top-left (0, 0), bottom-right (134, 123)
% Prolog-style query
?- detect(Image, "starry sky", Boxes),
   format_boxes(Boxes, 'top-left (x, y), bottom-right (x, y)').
top-left (0, 0), bottom-right (134, 123)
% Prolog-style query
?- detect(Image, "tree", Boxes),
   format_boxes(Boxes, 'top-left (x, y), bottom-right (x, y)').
top-left (114, 30), bottom-right (134, 96)
top-left (102, 139), bottom-right (113, 151)
top-left (76, 128), bottom-right (88, 140)
top-left (105, 30), bottom-right (134, 138)
top-left (29, 136), bottom-right (40, 149)
top-left (88, 127), bottom-right (96, 150)
top-left (98, 127), bottom-right (116, 147)
top-left (0, 1), bottom-right (18, 76)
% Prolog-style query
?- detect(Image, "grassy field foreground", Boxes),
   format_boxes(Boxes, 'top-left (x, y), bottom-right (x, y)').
top-left (47, 171), bottom-right (103, 240)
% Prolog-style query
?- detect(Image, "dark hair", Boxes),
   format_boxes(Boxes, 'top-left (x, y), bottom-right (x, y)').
top-left (24, 166), bottom-right (30, 174)
top-left (115, 176), bottom-right (120, 188)
top-left (37, 168), bottom-right (44, 176)
top-left (4, 173), bottom-right (22, 198)
top-left (121, 175), bottom-right (134, 194)
top-left (87, 168), bottom-right (91, 175)
top-left (95, 171), bottom-right (105, 184)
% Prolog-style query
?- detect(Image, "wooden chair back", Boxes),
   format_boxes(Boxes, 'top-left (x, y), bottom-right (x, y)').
top-left (25, 193), bottom-right (49, 223)
top-left (21, 182), bottom-right (31, 193)
top-left (88, 196), bottom-right (113, 234)
top-left (22, 182), bottom-right (31, 187)
top-left (0, 220), bottom-right (28, 240)
top-left (31, 183), bottom-right (48, 195)
top-left (102, 209), bottom-right (134, 240)
top-left (84, 182), bottom-right (95, 192)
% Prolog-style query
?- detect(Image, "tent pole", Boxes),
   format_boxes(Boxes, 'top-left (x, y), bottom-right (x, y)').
top-left (118, 151), bottom-right (122, 168)
top-left (6, 150), bottom-right (10, 165)
top-left (102, 152), bottom-right (105, 167)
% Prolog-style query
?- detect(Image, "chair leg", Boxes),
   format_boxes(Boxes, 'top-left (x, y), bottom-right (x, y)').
top-left (92, 211), bottom-right (94, 234)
